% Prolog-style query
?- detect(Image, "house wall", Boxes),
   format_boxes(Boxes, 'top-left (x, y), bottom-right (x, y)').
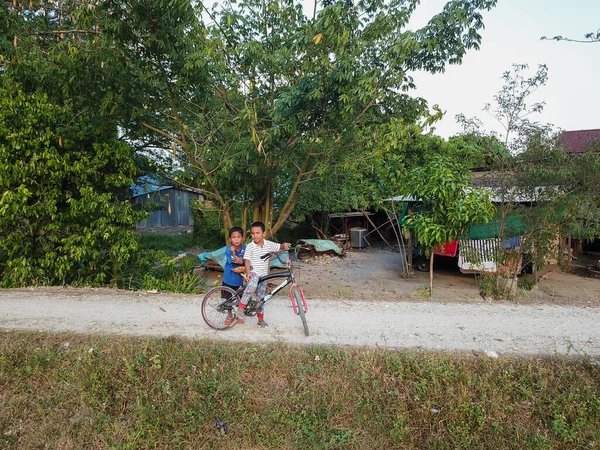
top-left (133, 188), bottom-right (203, 229)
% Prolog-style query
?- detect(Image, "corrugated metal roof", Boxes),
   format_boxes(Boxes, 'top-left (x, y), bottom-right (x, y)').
top-left (558, 129), bottom-right (600, 154)
top-left (131, 182), bottom-right (173, 197)
top-left (131, 175), bottom-right (203, 198)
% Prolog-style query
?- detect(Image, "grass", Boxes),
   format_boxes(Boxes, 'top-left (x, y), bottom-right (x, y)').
top-left (137, 233), bottom-right (200, 255)
top-left (1, 331), bottom-right (599, 449)
top-left (331, 282), bottom-right (351, 297)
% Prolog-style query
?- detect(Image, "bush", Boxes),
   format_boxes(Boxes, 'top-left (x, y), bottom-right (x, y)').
top-left (191, 202), bottom-right (225, 249)
top-left (137, 233), bottom-right (199, 254)
top-left (0, 85), bottom-right (146, 287)
top-left (476, 273), bottom-right (505, 300)
top-left (518, 274), bottom-right (536, 291)
top-left (113, 251), bottom-right (206, 294)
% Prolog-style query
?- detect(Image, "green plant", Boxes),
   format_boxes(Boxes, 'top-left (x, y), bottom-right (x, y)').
top-left (476, 273), bottom-right (505, 300)
top-left (137, 233), bottom-right (198, 254)
top-left (114, 252), bottom-right (206, 294)
top-left (413, 285), bottom-right (431, 298)
top-left (402, 155), bottom-right (496, 296)
top-left (191, 202), bottom-right (226, 249)
top-left (0, 84), bottom-right (145, 287)
top-left (332, 283), bottom-right (351, 298)
top-left (518, 274), bottom-right (536, 291)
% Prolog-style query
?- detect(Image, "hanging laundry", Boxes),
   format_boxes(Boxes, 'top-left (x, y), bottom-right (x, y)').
top-left (433, 240), bottom-right (459, 257)
top-left (502, 236), bottom-right (522, 249)
top-left (458, 239), bottom-right (499, 274)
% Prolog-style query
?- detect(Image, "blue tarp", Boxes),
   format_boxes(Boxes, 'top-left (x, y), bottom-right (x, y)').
top-left (198, 246), bottom-right (289, 269)
top-left (298, 239), bottom-right (343, 254)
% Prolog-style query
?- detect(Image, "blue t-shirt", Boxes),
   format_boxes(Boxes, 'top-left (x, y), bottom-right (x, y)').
top-left (223, 244), bottom-right (246, 287)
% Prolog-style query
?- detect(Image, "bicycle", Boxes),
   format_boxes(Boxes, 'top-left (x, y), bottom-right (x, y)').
top-left (201, 245), bottom-right (311, 336)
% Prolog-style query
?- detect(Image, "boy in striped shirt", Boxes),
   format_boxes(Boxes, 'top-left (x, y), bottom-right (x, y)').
top-left (236, 221), bottom-right (291, 327)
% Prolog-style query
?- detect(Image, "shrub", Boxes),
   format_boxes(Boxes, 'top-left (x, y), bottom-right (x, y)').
top-left (518, 274), bottom-right (536, 291)
top-left (0, 85), bottom-right (146, 286)
top-left (191, 201), bottom-right (225, 249)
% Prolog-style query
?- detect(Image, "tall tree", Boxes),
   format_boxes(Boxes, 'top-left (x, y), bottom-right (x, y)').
top-left (402, 155), bottom-right (495, 296)
top-left (103, 0), bottom-right (498, 237)
top-left (457, 64), bottom-right (600, 293)
top-left (483, 63), bottom-right (548, 148)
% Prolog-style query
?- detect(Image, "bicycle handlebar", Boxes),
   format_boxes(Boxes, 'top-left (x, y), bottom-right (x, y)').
top-left (259, 244), bottom-right (311, 261)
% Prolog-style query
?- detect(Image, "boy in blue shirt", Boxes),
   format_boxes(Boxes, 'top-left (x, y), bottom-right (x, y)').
top-left (223, 227), bottom-right (246, 327)
top-left (223, 226), bottom-right (246, 290)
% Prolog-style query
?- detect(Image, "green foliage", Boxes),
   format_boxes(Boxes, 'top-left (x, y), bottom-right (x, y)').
top-left (191, 202), bottom-right (228, 249)
top-left (518, 275), bottom-right (536, 291)
top-left (114, 251), bottom-right (205, 294)
top-left (542, 29), bottom-right (600, 43)
top-left (484, 63), bottom-right (549, 148)
top-left (95, 0), bottom-right (499, 234)
top-left (413, 285), bottom-right (431, 298)
top-left (1, 0), bottom-right (502, 285)
top-left (0, 85), bottom-right (145, 286)
top-left (448, 130), bottom-right (510, 170)
top-left (137, 233), bottom-right (198, 254)
top-left (402, 156), bottom-right (495, 255)
top-left (476, 273), bottom-right (504, 299)
top-left (2, 332), bottom-right (600, 448)
top-left (456, 63), bottom-right (600, 288)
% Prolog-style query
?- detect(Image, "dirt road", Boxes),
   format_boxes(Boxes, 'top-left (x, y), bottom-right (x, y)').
top-left (2, 287), bottom-right (599, 357)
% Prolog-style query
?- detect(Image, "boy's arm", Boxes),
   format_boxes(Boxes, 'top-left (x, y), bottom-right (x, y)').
top-left (279, 242), bottom-right (291, 250)
top-left (243, 247), bottom-right (252, 273)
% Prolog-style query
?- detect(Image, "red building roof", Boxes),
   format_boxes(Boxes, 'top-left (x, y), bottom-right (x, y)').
top-left (558, 129), bottom-right (600, 154)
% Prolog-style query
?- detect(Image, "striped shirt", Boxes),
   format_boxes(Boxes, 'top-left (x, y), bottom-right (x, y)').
top-left (243, 239), bottom-right (281, 277)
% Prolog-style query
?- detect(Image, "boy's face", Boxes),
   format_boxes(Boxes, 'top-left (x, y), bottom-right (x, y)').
top-left (250, 226), bottom-right (265, 244)
top-left (230, 231), bottom-right (243, 247)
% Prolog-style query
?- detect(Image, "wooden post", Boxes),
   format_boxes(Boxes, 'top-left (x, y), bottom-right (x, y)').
top-left (407, 231), bottom-right (413, 275)
top-left (429, 253), bottom-right (435, 297)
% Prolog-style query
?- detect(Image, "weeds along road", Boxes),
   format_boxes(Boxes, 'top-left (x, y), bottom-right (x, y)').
top-left (1, 288), bottom-right (599, 357)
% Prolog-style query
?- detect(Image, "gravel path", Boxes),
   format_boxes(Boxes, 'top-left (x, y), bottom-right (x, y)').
top-left (2, 287), bottom-right (599, 356)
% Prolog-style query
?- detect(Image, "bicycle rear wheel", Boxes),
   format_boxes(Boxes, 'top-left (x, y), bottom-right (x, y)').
top-left (202, 286), bottom-right (238, 330)
top-left (292, 288), bottom-right (309, 336)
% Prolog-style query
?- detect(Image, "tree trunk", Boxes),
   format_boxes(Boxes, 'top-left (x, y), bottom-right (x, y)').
top-left (241, 205), bottom-right (249, 235)
top-left (429, 252), bottom-right (435, 297)
top-left (252, 181), bottom-right (274, 236)
top-left (407, 232), bottom-right (413, 276)
top-left (558, 234), bottom-right (564, 266)
top-left (222, 205), bottom-right (233, 244)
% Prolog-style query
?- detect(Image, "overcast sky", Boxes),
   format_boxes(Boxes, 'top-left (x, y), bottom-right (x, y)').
top-left (407, 0), bottom-right (600, 139)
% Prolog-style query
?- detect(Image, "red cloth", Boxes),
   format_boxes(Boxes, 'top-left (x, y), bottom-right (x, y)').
top-left (433, 240), bottom-right (459, 257)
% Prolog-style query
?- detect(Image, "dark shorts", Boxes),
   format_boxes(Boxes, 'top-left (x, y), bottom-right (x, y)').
top-left (221, 282), bottom-right (241, 299)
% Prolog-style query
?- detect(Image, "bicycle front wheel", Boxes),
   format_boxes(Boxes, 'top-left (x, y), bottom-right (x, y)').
top-left (292, 289), bottom-right (309, 336)
top-left (201, 286), bottom-right (238, 330)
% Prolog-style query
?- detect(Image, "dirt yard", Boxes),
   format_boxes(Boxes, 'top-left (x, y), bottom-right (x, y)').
top-left (201, 247), bottom-right (600, 307)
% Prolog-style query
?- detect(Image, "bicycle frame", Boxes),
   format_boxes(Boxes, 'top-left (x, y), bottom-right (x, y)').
top-left (201, 246), bottom-right (310, 335)
top-left (248, 259), bottom-right (308, 314)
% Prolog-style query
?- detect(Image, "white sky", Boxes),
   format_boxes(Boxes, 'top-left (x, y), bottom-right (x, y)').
top-left (407, 0), bottom-right (600, 138)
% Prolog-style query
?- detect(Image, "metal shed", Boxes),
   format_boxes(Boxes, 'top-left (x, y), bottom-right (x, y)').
top-left (131, 183), bottom-right (204, 229)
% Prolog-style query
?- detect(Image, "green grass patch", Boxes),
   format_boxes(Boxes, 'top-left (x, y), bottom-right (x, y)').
top-left (1, 331), bottom-right (599, 449)
top-left (114, 252), bottom-right (206, 294)
top-left (137, 233), bottom-right (200, 254)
